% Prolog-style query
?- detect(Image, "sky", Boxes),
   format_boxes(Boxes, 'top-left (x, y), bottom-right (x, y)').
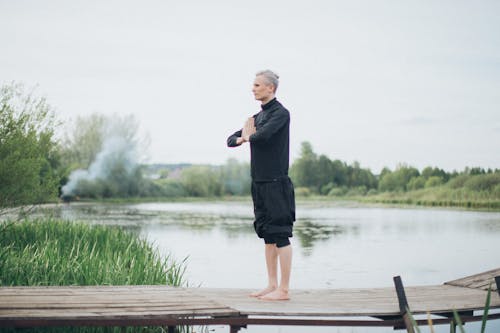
top-left (1, 0), bottom-right (499, 173)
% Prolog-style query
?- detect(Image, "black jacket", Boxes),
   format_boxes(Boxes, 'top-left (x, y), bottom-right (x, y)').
top-left (227, 98), bottom-right (290, 181)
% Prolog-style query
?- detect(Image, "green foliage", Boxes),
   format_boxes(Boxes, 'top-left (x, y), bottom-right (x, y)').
top-left (448, 174), bottom-right (471, 189)
top-left (425, 176), bottom-right (444, 188)
top-left (181, 166), bottom-right (223, 197)
top-left (328, 186), bottom-right (348, 196)
top-left (290, 142), bottom-right (320, 189)
top-left (346, 185), bottom-right (368, 196)
top-left (0, 83), bottom-right (61, 208)
top-left (421, 166), bottom-right (449, 181)
top-left (290, 141), bottom-right (377, 193)
top-left (60, 113), bottom-right (106, 170)
top-left (284, 140), bottom-right (500, 209)
top-left (320, 182), bottom-right (336, 195)
top-left (407, 176), bottom-right (426, 191)
top-left (378, 164), bottom-right (419, 192)
top-left (348, 161), bottom-right (377, 189)
top-left (294, 187), bottom-right (312, 197)
top-left (463, 173), bottom-right (500, 192)
top-left (152, 178), bottom-right (188, 197)
top-left (0, 219), bottom-right (186, 287)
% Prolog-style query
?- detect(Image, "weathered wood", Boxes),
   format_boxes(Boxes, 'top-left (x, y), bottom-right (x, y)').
top-left (196, 285), bottom-right (500, 317)
top-left (1, 268), bottom-right (500, 330)
top-left (393, 276), bottom-right (415, 333)
top-left (445, 268), bottom-right (500, 291)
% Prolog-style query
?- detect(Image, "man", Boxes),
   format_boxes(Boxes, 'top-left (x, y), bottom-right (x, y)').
top-left (227, 70), bottom-right (295, 301)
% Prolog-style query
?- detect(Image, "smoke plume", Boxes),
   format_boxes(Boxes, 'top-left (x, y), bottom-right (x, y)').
top-left (61, 120), bottom-right (140, 197)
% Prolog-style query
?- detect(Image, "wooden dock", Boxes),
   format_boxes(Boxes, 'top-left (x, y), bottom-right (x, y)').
top-left (1, 268), bottom-right (499, 332)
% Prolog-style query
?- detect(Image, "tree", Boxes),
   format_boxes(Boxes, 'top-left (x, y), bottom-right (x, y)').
top-left (316, 155), bottom-right (335, 191)
top-left (61, 113), bottom-right (106, 170)
top-left (378, 164), bottom-right (419, 192)
top-left (331, 159), bottom-right (349, 186)
top-left (290, 141), bottom-right (319, 189)
top-left (0, 83), bottom-right (61, 208)
top-left (347, 161), bottom-right (378, 189)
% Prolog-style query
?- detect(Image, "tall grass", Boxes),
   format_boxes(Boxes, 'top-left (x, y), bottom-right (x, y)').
top-left (358, 186), bottom-right (500, 210)
top-left (0, 219), bottom-right (185, 286)
top-left (0, 219), bottom-right (188, 332)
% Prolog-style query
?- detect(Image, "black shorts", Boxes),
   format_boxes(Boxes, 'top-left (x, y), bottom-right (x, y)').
top-left (264, 234), bottom-right (291, 248)
top-left (251, 176), bottom-right (295, 241)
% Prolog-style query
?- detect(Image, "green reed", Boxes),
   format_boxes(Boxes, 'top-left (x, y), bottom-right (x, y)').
top-left (0, 219), bottom-right (188, 333)
top-left (0, 219), bottom-right (186, 287)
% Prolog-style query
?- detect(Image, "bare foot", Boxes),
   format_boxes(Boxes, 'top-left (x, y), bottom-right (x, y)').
top-left (258, 288), bottom-right (290, 301)
top-left (249, 286), bottom-right (277, 297)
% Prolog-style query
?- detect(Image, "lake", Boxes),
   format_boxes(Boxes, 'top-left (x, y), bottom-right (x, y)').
top-left (12, 200), bottom-right (500, 332)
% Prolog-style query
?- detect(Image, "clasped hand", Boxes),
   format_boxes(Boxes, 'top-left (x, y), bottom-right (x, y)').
top-left (238, 117), bottom-right (256, 145)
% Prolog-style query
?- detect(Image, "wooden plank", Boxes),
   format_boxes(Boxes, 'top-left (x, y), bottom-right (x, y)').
top-left (0, 286), bottom-right (240, 324)
top-left (1, 269), bottom-right (500, 329)
top-left (445, 268), bottom-right (500, 291)
top-left (197, 285), bottom-right (500, 317)
top-left (0, 308), bottom-right (239, 317)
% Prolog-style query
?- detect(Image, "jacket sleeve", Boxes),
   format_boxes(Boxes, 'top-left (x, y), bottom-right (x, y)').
top-left (249, 110), bottom-right (289, 143)
top-left (227, 129), bottom-right (243, 147)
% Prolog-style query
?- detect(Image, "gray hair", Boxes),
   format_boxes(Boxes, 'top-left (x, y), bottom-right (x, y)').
top-left (256, 69), bottom-right (279, 92)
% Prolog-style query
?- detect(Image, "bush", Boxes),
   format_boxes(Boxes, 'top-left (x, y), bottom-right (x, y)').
top-left (328, 186), bottom-right (348, 196)
top-left (447, 174), bottom-right (471, 189)
top-left (346, 186), bottom-right (367, 196)
top-left (0, 83), bottom-right (61, 208)
top-left (295, 187), bottom-right (312, 197)
top-left (181, 166), bottom-right (222, 197)
top-left (378, 165), bottom-right (419, 192)
top-left (425, 176), bottom-right (444, 188)
top-left (320, 182), bottom-right (336, 195)
top-left (494, 184), bottom-right (500, 198)
top-left (407, 176), bottom-right (426, 190)
top-left (155, 179), bottom-right (188, 197)
top-left (464, 173), bottom-right (500, 192)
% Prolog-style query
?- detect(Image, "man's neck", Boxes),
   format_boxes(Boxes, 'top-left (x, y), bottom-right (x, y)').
top-left (260, 95), bottom-right (276, 106)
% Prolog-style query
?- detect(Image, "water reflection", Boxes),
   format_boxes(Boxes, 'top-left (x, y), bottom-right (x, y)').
top-left (10, 203), bottom-right (370, 253)
top-left (294, 219), bottom-right (356, 255)
top-left (4, 202), bottom-right (500, 254)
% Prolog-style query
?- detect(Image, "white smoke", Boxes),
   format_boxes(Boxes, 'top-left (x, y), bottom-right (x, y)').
top-left (61, 121), bottom-right (140, 197)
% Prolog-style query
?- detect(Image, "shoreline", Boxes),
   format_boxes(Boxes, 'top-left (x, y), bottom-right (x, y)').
top-left (2, 195), bottom-right (498, 215)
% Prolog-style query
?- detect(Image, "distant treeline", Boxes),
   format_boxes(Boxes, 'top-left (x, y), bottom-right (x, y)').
top-left (289, 142), bottom-right (500, 198)
top-left (142, 142), bottom-right (499, 201)
top-left (1, 83), bottom-right (499, 210)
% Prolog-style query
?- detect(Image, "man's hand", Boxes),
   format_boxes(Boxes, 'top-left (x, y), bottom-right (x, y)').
top-left (241, 117), bottom-right (256, 142)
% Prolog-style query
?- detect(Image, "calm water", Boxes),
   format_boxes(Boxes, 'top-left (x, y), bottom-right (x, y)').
top-left (11, 200), bottom-right (500, 332)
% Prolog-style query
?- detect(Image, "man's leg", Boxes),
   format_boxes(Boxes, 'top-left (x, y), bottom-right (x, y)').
top-left (259, 238), bottom-right (292, 301)
top-left (250, 243), bottom-right (278, 297)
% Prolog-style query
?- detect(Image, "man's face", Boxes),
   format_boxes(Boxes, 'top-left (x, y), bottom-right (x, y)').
top-left (252, 75), bottom-right (275, 102)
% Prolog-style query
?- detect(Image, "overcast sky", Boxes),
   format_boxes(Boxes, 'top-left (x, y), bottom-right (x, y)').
top-left (1, 0), bottom-right (499, 173)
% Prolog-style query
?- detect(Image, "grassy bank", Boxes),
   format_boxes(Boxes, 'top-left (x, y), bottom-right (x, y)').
top-left (0, 219), bottom-right (187, 332)
top-left (69, 193), bottom-right (500, 211)
top-left (351, 187), bottom-right (500, 210)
